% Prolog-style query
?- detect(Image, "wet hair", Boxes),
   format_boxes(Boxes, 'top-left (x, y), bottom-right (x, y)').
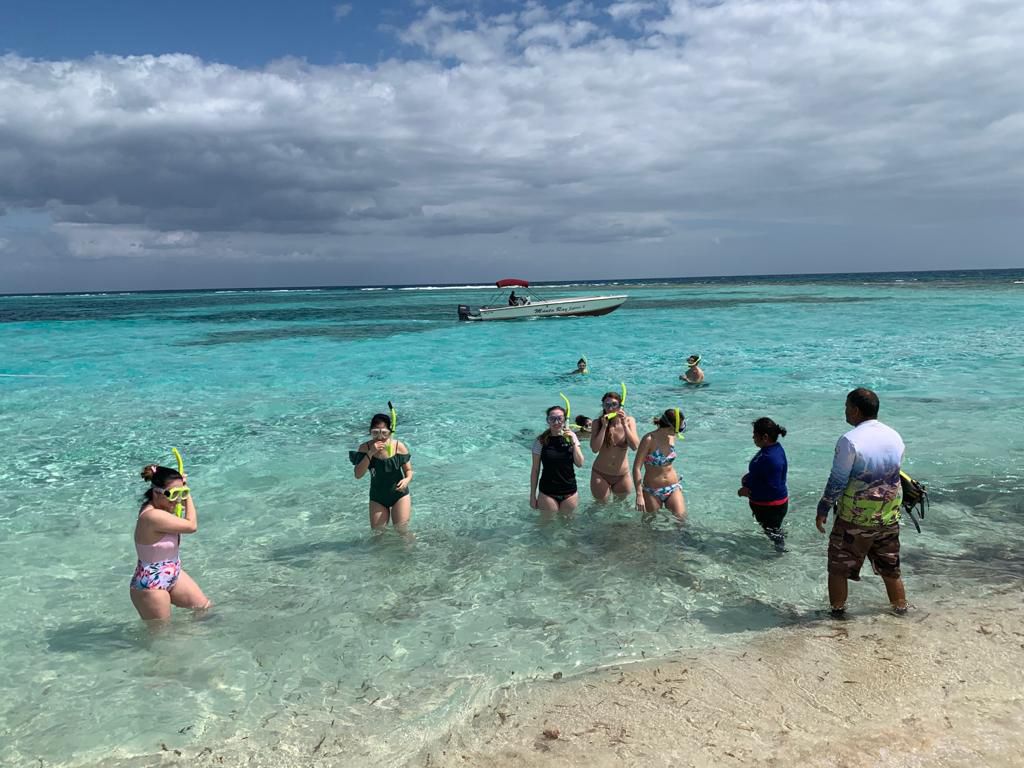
top-left (575, 415), bottom-right (592, 428)
top-left (752, 417), bottom-right (787, 441)
top-left (577, 358), bottom-right (587, 368)
top-left (654, 408), bottom-right (685, 431)
top-left (537, 405), bottom-right (567, 444)
top-left (846, 388), bottom-right (879, 419)
top-left (688, 354), bottom-right (701, 365)
top-left (601, 391), bottom-right (621, 405)
top-left (369, 413), bottom-right (393, 431)
top-left (140, 463), bottom-right (184, 503)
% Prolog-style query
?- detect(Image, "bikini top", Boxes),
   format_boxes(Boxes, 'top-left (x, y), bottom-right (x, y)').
top-left (602, 418), bottom-right (628, 448)
top-left (644, 446), bottom-right (677, 466)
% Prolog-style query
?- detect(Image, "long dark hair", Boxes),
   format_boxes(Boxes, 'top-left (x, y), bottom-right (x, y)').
top-left (140, 463), bottom-right (183, 504)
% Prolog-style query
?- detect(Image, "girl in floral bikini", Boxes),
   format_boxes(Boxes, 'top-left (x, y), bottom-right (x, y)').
top-left (633, 408), bottom-right (687, 521)
top-left (130, 463), bottom-right (210, 621)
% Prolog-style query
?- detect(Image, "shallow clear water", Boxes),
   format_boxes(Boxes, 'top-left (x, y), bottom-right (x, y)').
top-left (1, 271), bottom-right (1023, 766)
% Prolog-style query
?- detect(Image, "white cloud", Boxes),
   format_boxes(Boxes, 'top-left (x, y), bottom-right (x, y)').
top-left (1, 0), bottom-right (1023, 287)
top-left (334, 4), bottom-right (353, 21)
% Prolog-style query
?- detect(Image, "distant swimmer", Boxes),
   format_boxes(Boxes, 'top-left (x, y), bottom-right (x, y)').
top-left (530, 405), bottom-right (584, 515)
top-left (570, 357), bottom-right (589, 375)
top-left (574, 415), bottom-right (594, 434)
top-left (350, 410), bottom-right (414, 531)
top-left (680, 354), bottom-right (704, 384)
top-left (738, 417), bottom-right (789, 552)
top-left (130, 462), bottom-right (211, 621)
top-left (589, 390), bottom-right (639, 502)
top-left (633, 408), bottom-right (687, 522)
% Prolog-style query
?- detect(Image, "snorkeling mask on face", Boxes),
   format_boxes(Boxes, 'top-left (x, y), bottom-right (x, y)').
top-left (605, 382), bottom-right (628, 420)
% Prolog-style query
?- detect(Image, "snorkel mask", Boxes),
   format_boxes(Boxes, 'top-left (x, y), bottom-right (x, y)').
top-left (605, 382), bottom-right (628, 420)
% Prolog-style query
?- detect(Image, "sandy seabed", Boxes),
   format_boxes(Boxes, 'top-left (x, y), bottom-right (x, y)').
top-left (416, 587), bottom-right (1024, 768)
top-left (82, 587), bottom-right (1024, 768)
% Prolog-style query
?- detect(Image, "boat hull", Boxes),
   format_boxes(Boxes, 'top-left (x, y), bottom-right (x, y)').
top-left (459, 295), bottom-right (627, 321)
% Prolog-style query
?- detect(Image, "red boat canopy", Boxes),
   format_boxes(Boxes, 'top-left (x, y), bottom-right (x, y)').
top-left (496, 278), bottom-right (529, 288)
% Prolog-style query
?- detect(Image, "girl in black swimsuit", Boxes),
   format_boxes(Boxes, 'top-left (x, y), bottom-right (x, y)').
top-left (530, 405), bottom-right (585, 514)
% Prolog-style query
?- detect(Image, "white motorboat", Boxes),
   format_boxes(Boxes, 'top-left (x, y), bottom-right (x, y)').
top-left (457, 279), bottom-right (627, 321)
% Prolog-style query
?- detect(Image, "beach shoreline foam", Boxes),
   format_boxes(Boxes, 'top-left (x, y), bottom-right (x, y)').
top-left (416, 587), bottom-right (1024, 768)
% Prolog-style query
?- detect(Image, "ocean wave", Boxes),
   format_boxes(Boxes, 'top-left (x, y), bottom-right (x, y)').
top-left (360, 287), bottom-right (388, 291)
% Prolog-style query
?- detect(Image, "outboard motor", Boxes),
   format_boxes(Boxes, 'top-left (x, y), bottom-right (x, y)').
top-left (458, 304), bottom-right (480, 321)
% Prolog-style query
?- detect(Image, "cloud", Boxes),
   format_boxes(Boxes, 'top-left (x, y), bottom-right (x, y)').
top-left (334, 4), bottom-right (353, 21)
top-left (1, 0), bottom-right (1023, 289)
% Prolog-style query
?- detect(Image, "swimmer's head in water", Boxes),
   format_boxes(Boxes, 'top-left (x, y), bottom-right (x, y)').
top-left (575, 415), bottom-right (593, 429)
top-left (687, 355), bottom-right (701, 366)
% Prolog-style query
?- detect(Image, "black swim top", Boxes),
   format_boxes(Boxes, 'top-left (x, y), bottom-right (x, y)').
top-left (532, 436), bottom-right (578, 497)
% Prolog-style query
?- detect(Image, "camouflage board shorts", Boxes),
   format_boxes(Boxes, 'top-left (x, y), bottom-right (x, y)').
top-left (827, 518), bottom-right (901, 580)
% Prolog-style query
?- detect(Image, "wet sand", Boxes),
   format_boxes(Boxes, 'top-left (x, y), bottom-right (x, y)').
top-left (417, 587), bottom-right (1024, 768)
top-left (82, 588), bottom-right (1024, 768)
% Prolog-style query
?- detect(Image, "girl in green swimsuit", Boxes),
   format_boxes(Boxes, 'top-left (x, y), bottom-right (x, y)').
top-left (350, 413), bottom-right (414, 530)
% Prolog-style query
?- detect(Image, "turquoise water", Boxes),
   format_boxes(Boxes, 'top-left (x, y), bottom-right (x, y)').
top-left (2, 271), bottom-right (1023, 766)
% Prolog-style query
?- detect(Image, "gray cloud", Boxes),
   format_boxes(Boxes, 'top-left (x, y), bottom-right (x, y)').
top-left (1, 0), bottom-right (1022, 291)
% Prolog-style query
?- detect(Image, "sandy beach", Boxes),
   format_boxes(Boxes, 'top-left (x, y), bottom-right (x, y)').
top-left (416, 587), bottom-right (1024, 768)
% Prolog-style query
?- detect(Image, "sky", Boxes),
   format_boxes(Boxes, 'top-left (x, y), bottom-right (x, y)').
top-left (1, 0), bottom-right (1022, 292)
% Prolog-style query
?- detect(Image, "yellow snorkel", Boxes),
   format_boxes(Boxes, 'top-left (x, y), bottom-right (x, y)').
top-left (387, 400), bottom-right (397, 457)
top-left (559, 392), bottom-right (573, 443)
top-left (171, 447), bottom-right (185, 517)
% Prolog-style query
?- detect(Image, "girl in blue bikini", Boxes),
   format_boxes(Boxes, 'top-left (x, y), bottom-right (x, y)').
top-left (632, 408), bottom-right (687, 521)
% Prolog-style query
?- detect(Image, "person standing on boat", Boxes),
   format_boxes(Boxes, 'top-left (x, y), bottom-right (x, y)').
top-left (350, 413), bottom-right (414, 531)
top-left (530, 405), bottom-right (585, 515)
top-left (589, 390), bottom-right (640, 501)
top-left (816, 388), bottom-right (908, 616)
top-left (738, 417), bottom-right (789, 552)
top-left (508, 290), bottom-right (518, 306)
top-left (633, 409), bottom-right (687, 521)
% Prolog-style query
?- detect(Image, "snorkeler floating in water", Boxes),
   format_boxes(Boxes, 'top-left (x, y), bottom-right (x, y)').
top-left (569, 357), bottom-right (589, 375)
top-left (680, 355), bottom-right (704, 384)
